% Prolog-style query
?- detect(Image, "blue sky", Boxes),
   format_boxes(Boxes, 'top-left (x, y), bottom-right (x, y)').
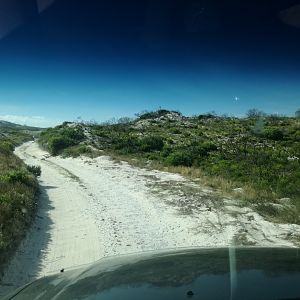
top-left (0, 0), bottom-right (299, 127)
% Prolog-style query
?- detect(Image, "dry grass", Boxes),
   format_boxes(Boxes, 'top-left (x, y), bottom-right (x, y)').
top-left (99, 150), bottom-right (300, 224)
top-left (101, 151), bottom-right (247, 196)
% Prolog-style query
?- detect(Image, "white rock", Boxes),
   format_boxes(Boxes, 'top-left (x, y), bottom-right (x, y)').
top-left (233, 187), bottom-right (244, 193)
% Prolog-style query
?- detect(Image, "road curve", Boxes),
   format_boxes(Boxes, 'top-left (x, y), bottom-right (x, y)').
top-left (0, 141), bottom-right (297, 296)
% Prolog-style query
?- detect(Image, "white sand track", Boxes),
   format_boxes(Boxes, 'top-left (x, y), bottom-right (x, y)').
top-left (1, 141), bottom-right (299, 296)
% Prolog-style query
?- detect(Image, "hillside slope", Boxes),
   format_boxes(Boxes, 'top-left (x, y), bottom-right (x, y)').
top-left (38, 110), bottom-right (300, 224)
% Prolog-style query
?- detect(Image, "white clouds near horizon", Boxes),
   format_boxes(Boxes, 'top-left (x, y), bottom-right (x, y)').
top-left (0, 115), bottom-right (59, 127)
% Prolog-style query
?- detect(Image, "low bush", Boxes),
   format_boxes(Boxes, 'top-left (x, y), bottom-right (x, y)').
top-left (0, 147), bottom-right (38, 269)
top-left (63, 145), bottom-right (93, 157)
top-left (0, 170), bottom-right (30, 184)
top-left (139, 135), bottom-right (164, 152)
top-left (40, 126), bottom-right (85, 155)
top-left (113, 136), bottom-right (140, 154)
top-left (26, 165), bottom-right (42, 177)
top-left (264, 128), bottom-right (285, 141)
top-left (169, 128), bottom-right (181, 134)
top-left (0, 141), bottom-right (14, 154)
top-left (48, 136), bottom-right (73, 155)
top-left (166, 151), bottom-right (194, 166)
top-left (112, 135), bottom-right (164, 154)
top-left (137, 109), bottom-right (174, 120)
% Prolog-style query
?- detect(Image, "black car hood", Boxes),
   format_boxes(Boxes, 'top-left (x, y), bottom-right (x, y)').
top-left (3, 247), bottom-right (300, 300)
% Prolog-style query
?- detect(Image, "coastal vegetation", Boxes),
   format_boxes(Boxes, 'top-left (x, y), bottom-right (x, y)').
top-left (0, 122), bottom-right (41, 270)
top-left (38, 109), bottom-right (300, 223)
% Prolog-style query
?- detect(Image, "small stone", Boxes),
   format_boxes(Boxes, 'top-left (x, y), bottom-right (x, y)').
top-left (278, 197), bottom-right (291, 203)
top-left (233, 188), bottom-right (244, 193)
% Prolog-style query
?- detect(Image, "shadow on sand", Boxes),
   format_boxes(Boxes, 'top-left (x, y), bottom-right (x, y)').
top-left (0, 184), bottom-right (55, 296)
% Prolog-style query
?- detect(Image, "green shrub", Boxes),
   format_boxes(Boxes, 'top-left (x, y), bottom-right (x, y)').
top-left (62, 127), bottom-right (85, 141)
top-left (112, 135), bottom-right (164, 154)
top-left (160, 146), bottom-right (172, 157)
top-left (264, 128), bottom-right (284, 141)
top-left (139, 135), bottom-right (164, 152)
top-left (0, 170), bottom-right (32, 185)
top-left (48, 136), bottom-right (73, 155)
top-left (0, 127), bottom-right (40, 269)
top-left (0, 142), bottom-right (14, 154)
top-left (137, 109), bottom-right (174, 120)
top-left (39, 126), bottom-right (85, 155)
top-left (166, 151), bottom-right (193, 166)
top-left (26, 165), bottom-right (41, 177)
top-left (170, 128), bottom-right (181, 134)
top-left (197, 113), bottom-right (217, 119)
top-left (63, 145), bottom-right (92, 157)
top-left (190, 141), bottom-right (217, 156)
top-left (0, 149), bottom-right (38, 267)
top-left (113, 136), bottom-right (140, 154)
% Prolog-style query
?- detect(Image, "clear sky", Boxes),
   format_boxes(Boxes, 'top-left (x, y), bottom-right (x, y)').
top-left (0, 0), bottom-right (299, 127)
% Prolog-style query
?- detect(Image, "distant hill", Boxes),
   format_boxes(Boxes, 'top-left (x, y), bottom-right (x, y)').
top-left (0, 120), bottom-right (42, 131)
top-left (0, 120), bottom-right (42, 146)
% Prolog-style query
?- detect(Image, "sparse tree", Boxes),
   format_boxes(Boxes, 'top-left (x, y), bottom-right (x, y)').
top-left (135, 110), bottom-right (149, 118)
top-left (246, 108), bottom-right (266, 118)
top-left (88, 119), bottom-right (98, 126)
top-left (296, 109), bottom-right (300, 118)
top-left (100, 117), bottom-right (117, 126)
top-left (117, 117), bottom-right (132, 124)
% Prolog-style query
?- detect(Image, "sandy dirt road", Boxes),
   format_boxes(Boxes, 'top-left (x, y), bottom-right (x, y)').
top-left (0, 141), bottom-right (298, 296)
